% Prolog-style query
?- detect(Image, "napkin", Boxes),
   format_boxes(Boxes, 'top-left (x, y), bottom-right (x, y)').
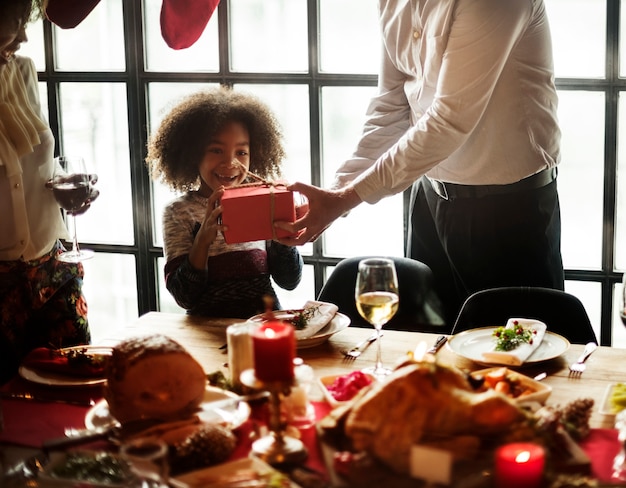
top-left (294, 300), bottom-right (339, 340)
top-left (481, 318), bottom-right (547, 366)
top-left (21, 347), bottom-right (106, 378)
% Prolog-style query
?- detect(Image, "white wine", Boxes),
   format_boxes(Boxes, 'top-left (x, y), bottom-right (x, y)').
top-left (356, 291), bottom-right (399, 327)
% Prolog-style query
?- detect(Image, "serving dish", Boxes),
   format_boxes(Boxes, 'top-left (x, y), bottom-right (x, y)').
top-left (19, 345), bottom-right (112, 387)
top-left (85, 386), bottom-right (250, 431)
top-left (447, 327), bottom-right (570, 366)
top-left (38, 450), bottom-right (133, 488)
top-left (318, 372), bottom-right (375, 408)
top-left (173, 456), bottom-right (301, 487)
top-left (250, 310), bottom-right (350, 348)
top-left (600, 382), bottom-right (626, 418)
top-left (470, 367), bottom-right (552, 404)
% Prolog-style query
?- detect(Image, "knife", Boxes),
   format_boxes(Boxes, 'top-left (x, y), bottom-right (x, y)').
top-left (0, 391), bottom-right (96, 407)
top-left (427, 335), bottom-right (448, 355)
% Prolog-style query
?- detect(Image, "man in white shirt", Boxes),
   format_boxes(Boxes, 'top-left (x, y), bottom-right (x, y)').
top-left (277, 0), bottom-right (564, 325)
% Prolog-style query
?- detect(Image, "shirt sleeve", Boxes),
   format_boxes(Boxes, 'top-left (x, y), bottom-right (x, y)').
top-left (267, 241), bottom-right (303, 291)
top-left (336, 0), bottom-right (535, 203)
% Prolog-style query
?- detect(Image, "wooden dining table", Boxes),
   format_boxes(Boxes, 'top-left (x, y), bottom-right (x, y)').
top-left (2, 311), bottom-right (626, 486)
top-left (96, 312), bottom-right (624, 431)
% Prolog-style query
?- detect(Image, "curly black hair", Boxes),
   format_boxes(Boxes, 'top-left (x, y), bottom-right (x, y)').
top-left (146, 86), bottom-right (286, 192)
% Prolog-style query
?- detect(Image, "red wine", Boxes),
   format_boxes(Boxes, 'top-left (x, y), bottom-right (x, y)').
top-left (52, 181), bottom-right (90, 212)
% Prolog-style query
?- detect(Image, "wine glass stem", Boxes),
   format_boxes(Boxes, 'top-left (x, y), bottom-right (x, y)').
top-left (374, 326), bottom-right (384, 372)
top-left (70, 215), bottom-right (80, 255)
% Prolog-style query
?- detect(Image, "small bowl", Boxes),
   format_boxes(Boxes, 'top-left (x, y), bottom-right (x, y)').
top-left (600, 382), bottom-right (626, 418)
top-left (470, 367), bottom-right (552, 404)
top-left (318, 372), bottom-right (375, 408)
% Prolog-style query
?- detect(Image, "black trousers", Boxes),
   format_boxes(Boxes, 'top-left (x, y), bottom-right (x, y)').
top-left (407, 176), bottom-right (564, 327)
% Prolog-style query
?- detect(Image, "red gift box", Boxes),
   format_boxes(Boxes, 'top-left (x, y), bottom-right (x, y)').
top-left (221, 184), bottom-right (298, 244)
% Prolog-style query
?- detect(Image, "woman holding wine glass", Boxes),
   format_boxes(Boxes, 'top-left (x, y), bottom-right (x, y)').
top-left (0, 0), bottom-right (98, 384)
top-left (355, 257), bottom-right (399, 379)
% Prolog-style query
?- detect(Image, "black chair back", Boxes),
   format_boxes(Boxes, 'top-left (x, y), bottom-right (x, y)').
top-left (451, 286), bottom-right (598, 344)
top-left (317, 256), bottom-right (449, 333)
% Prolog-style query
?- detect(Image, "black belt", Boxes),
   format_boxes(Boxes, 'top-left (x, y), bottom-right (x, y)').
top-left (427, 167), bottom-right (557, 200)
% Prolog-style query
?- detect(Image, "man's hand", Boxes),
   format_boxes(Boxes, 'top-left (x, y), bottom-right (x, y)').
top-left (274, 182), bottom-right (361, 246)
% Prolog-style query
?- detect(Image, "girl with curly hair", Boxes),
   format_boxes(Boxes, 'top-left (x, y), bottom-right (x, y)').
top-left (146, 87), bottom-right (303, 318)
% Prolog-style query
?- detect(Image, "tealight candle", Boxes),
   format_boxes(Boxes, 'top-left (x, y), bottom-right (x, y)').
top-left (494, 442), bottom-right (545, 488)
top-left (252, 321), bottom-right (295, 382)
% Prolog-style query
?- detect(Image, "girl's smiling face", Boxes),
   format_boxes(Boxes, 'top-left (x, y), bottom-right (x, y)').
top-left (198, 120), bottom-right (251, 196)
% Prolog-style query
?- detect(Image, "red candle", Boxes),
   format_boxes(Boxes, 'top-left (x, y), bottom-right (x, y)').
top-left (252, 321), bottom-right (295, 382)
top-left (494, 442), bottom-right (545, 488)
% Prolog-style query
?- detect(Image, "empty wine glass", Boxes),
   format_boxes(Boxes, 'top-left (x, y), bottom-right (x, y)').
top-left (355, 257), bottom-right (399, 379)
top-left (51, 156), bottom-right (94, 262)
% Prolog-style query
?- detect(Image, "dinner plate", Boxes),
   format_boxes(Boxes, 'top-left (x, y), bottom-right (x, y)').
top-left (18, 345), bottom-right (111, 387)
top-left (85, 386), bottom-right (251, 431)
top-left (173, 457), bottom-right (301, 488)
top-left (447, 327), bottom-right (570, 366)
top-left (250, 310), bottom-right (351, 349)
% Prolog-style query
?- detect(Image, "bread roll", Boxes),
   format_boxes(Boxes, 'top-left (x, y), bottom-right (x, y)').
top-left (105, 334), bottom-right (206, 423)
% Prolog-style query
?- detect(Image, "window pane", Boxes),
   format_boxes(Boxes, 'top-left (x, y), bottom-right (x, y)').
top-left (320, 86), bottom-right (403, 257)
top-left (229, 0), bottom-right (308, 73)
top-left (545, 0), bottom-right (605, 79)
top-left (319, 0), bottom-right (379, 74)
top-left (83, 254), bottom-right (138, 343)
top-left (233, 84), bottom-right (311, 184)
top-left (58, 83), bottom-right (133, 245)
top-left (558, 90), bottom-right (604, 270)
top-left (157, 257), bottom-right (184, 313)
top-left (53, 0), bottom-right (125, 72)
top-left (143, 0), bottom-right (219, 72)
top-left (22, 19), bottom-right (45, 70)
top-left (274, 265), bottom-right (315, 310)
top-left (565, 280), bottom-right (601, 344)
top-left (615, 94), bottom-right (626, 269)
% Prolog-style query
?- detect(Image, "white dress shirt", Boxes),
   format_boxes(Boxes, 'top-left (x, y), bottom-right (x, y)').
top-left (335, 0), bottom-right (561, 204)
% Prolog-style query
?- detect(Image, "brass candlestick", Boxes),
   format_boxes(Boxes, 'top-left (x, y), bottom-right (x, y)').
top-left (241, 369), bottom-right (308, 466)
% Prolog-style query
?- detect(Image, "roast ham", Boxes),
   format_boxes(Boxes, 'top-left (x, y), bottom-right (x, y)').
top-left (104, 334), bottom-right (206, 423)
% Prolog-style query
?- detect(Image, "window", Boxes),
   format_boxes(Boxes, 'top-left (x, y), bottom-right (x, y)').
top-left (22, 0), bottom-right (626, 346)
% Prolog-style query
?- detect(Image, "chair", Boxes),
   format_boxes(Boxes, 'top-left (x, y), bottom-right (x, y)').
top-left (317, 256), bottom-right (449, 333)
top-left (451, 286), bottom-right (598, 345)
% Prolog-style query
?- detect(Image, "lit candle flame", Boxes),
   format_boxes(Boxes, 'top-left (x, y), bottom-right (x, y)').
top-left (264, 327), bottom-right (277, 338)
top-left (515, 450), bottom-right (531, 463)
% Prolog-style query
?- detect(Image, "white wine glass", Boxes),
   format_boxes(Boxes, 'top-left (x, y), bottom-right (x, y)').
top-left (355, 257), bottom-right (399, 379)
top-left (51, 156), bottom-right (94, 262)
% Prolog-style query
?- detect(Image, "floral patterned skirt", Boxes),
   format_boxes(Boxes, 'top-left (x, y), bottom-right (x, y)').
top-left (0, 241), bottom-right (90, 383)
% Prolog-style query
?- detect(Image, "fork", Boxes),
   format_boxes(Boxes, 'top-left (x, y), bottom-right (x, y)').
top-left (342, 332), bottom-right (381, 360)
top-left (569, 341), bottom-right (598, 376)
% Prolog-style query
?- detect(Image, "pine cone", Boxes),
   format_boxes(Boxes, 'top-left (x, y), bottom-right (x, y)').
top-left (170, 424), bottom-right (237, 474)
top-left (560, 398), bottom-right (594, 440)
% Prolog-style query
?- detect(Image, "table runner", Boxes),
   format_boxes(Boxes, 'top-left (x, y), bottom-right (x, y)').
top-left (0, 384), bottom-right (619, 483)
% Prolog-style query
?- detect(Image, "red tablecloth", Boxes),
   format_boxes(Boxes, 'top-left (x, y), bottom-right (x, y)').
top-left (0, 378), bottom-right (619, 483)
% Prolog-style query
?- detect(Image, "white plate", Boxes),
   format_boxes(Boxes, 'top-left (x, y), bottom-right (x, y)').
top-left (18, 345), bottom-right (111, 387)
top-left (447, 327), bottom-right (570, 366)
top-left (85, 386), bottom-right (251, 431)
top-left (173, 457), bottom-right (301, 488)
top-left (250, 310), bottom-right (351, 349)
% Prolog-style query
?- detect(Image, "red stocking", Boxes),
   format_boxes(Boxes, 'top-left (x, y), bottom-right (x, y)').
top-left (160, 0), bottom-right (221, 50)
top-left (46, 0), bottom-right (102, 29)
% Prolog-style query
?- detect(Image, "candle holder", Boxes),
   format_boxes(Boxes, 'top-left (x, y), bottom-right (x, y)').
top-left (241, 369), bottom-right (308, 466)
